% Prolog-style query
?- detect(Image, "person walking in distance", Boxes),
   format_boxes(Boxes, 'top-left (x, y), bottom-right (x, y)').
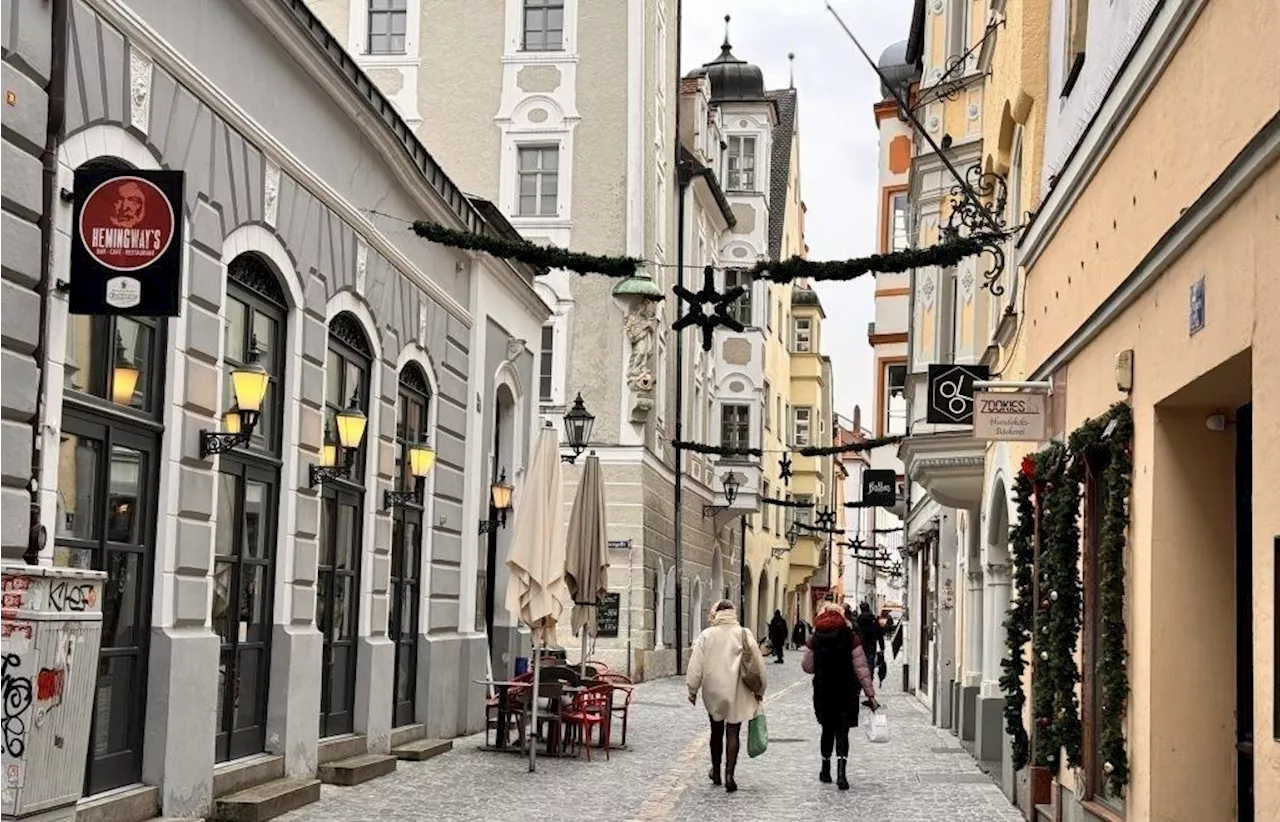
top-left (855, 602), bottom-right (885, 683)
top-left (687, 600), bottom-right (768, 793)
top-left (803, 602), bottom-right (879, 790)
top-left (768, 610), bottom-right (789, 663)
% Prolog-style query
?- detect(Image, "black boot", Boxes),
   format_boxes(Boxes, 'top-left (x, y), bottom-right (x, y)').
top-left (836, 758), bottom-right (849, 790)
top-left (708, 764), bottom-right (721, 786)
top-left (819, 758), bottom-right (832, 783)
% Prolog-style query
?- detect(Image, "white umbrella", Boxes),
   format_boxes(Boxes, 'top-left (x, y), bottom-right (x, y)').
top-left (503, 424), bottom-right (567, 771)
top-left (564, 452), bottom-right (609, 676)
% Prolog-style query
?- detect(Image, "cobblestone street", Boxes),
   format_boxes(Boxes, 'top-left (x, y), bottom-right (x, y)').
top-left (278, 657), bottom-right (1022, 822)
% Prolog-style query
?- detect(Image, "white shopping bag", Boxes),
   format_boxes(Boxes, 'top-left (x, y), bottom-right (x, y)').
top-left (865, 711), bottom-right (890, 743)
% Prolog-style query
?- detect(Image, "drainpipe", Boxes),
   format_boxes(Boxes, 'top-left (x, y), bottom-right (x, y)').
top-left (27, 0), bottom-right (70, 564)
top-left (671, 0), bottom-right (687, 675)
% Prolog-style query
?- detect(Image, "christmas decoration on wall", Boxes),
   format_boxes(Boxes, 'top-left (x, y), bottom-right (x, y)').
top-left (412, 220), bottom-right (643, 278)
top-left (815, 506), bottom-right (837, 530)
top-left (1001, 452), bottom-right (1038, 772)
top-left (673, 265), bottom-right (746, 351)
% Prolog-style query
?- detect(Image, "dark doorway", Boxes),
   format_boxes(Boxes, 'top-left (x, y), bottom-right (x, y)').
top-left (390, 511), bottom-right (422, 728)
top-left (213, 463), bottom-right (277, 762)
top-left (1235, 402), bottom-right (1254, 821)
top-left (318, 488), bottom-right (362, 738)
top-left (56, 412), bottom-right (157, 796)
top-left (919, 539), bottom-right (933, 694)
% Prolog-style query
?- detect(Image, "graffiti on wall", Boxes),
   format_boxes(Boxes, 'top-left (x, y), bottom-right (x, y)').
top-left (1, 653), bottom-right (32, 758)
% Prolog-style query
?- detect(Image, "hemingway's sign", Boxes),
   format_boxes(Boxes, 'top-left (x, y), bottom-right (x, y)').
top-left (972, 391), bottom-right (1048, 441)
top-left (70, 169), bottom-right (185, 316)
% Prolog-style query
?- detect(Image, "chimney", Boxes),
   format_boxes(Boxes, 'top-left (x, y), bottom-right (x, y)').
top-left (852, 404), bottom-right (862, 432)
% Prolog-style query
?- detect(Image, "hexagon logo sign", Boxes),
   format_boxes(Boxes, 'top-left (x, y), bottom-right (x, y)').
top-left (926, 364), bottom-right (989, 425)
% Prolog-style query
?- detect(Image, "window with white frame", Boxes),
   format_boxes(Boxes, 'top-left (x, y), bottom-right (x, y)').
top-left (522, 0), bottom-right (564, 51)
top-left (539, 324), bottom-right (555, 404)
top-left (656, 333), bottom-right (667, 431)
top-left (724, 269), bottom-right (752, 326)
top-left (793, 494), bottom-right (813, 526)
top-left (763, 380), bottom-right (772, 430)
top-left (883, 363), bottom-right (908, 436)
top-left (726, 136), bottom-right (756, 191)
top-left (762, 479), bottom-right (772, 531)
top-left (890, 193), bottom-right (910, 252)
top-left (948, 0), bottom-right (970, 63)
top-left (517, 146), bottom-right (559, 217)
top-left (792, 316), bottom-right (812, 352)
top-left (1063, 0), bottom-right (1089, 95)
top-left (367, 0), bottom-right (408, 54)
top-left (792, 407), bottom-right (812, 447)
top-left (720, 404), bottom-right (750, 451)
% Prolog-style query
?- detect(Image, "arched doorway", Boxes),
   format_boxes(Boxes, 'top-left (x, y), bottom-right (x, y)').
top-left (690, 578), bottom-right (704, 638)
top-left (711, 545), bottom-right (725, 602)
top-left (483, 382), bottom-right (518, 666)
top-left (662, 565), bottom-right (677, 648)
top-left (742, 565), bottom-right (754, 630)
top-left (983, 479), bottom-right (1011, 692)
top-left (756, 573), bottom-right (769, 638)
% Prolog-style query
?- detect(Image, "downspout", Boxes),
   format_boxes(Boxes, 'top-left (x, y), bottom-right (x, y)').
top-left (27, 0), bottom-right (70, 564)
top-left (671, 0), bottom-right (686, 675)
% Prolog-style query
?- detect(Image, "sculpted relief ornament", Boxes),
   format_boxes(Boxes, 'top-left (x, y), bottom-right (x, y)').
top-left (625, 301), bottom-right (657, 423)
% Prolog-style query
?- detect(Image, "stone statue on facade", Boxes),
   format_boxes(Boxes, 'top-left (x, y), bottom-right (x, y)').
top-left (625, 301), bottom-right (657, 422)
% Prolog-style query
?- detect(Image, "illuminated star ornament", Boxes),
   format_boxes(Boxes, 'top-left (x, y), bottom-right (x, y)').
top-left (778, 454), bottom-right (793, 486)
top-left (815, 506), bottom-right (836, 530)
top-left (673, 265), bottom-right (746, 351)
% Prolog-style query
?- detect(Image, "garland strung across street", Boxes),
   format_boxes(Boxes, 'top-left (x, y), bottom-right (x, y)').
top-left (760, 496), bottom-right (813, 508)
top-left (1005, 402), bottom-right (1134, 793)
top-left (670, 434), bottom-right (902, 459)
top-left (411, 220), bottom-right (643, 278)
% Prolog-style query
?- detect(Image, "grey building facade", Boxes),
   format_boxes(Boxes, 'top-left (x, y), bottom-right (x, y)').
top-left (0, 0), bottom-right (545, 819)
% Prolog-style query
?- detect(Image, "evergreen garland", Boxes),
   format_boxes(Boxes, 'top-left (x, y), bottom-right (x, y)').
top-left (1038, 442), bottom-right (1084, 769)
top-left (412, 221), bottom-right (643, 278)
top-left (744, 234), bottom-right (998, 284)
top-left (761, 496), bottom-right (813, 508)
top-left (1029, 444), bottom-right (1064, 768)
top-left (670, 435), bottom-right (902, 459)
top-left (1001, 453), bottom-right (1037, 771)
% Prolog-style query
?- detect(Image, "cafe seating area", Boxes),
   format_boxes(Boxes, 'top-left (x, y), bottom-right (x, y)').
top-left (480, 657), bottom-right (636, 762)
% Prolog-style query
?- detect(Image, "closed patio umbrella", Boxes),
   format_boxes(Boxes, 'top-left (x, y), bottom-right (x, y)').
top-left (564, 452), bottom-right (609, 676)
top-left (504, 424), bottom-right (567, 771)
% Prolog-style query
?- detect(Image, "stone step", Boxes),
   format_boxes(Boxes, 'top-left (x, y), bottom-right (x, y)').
top-left (318, 753), bottom-right (398, 786)
top-left (213, 777), bottom-right (320, 822)
top-left (390, 723), bottom-right (426, 748)
top-left (1034, 803), bottom-right (1054, 822)
top-left (317, 733), bottom-right (367, 764)
top-left (391, 737), bottom-right (453, 762)
top-left (213, 755), bottom-right (286, 798)
top-left (78, 785), bottom-right (159, 822)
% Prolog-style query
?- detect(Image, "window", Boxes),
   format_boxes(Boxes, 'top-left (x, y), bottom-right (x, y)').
top-left (793, 495), bottom-right (813, 527)
top-left (539, 324), bottom-right (555, 403)
top-left (224, 254), bottom-right (288, 453)
top-left (726, 136), bottom-right (756, 191)
top-left (395, 366), bottom-right (431, 496)
top-left (720, 404), bottom-right (750, 451)
top-left (1063, 0), bottom-right (1089, 95)
top-left (792, 407), bottom-right (812, 447)
top-left (883, 363), bottom-right (908, 436)
top-left (777, 302), bottom-right (783, 340)
top-left (776, 397), bottom-right (783, 436)
top-left (367, 0), bottom-right (408, 54)
top-left (948, 0), bottom-right (970, 63)
top-left (65, 314), bottom-right (163, 415)
top-left (762, 480), bottom-right (772, 531)
top-left (325, 313), bottom-right (373, 480)
top-left (517, 146), bottom-right (559, 217)
top-left (890, 193), bottom-right (910, 252)
top-left (792, 317), bottom-right (812, 352)
top-left (763, 381), bottom-right (772, 430)
top-left (522, 0), bottom-right (564, 51)
top-left (725, 269), bottom-right (752, 326)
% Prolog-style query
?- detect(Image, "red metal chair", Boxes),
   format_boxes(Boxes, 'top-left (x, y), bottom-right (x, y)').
top-left (559, 685), bottom-right (613, 761)
top-left (595, 672), bottom-right (635, 748)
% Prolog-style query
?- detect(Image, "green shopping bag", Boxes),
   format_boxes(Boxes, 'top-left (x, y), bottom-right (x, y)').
top-left (747, 711), bottom-right (768, 758)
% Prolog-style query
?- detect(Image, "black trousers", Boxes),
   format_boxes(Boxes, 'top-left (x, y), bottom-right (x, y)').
top-left (820, 720), bottom-right (850, 758)
top-left (709, 717), bottom-right (742, 775)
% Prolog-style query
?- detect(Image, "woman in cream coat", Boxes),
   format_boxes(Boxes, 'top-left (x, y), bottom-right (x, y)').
top-left (686, 599), bottom-right (767, 793)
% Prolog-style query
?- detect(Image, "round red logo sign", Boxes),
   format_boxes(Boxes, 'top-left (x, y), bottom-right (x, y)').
top-left (78, 175), bottom-right (175, 272)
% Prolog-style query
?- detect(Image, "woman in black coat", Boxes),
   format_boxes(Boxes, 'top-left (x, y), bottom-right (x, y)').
top-left (802, 602), bottom-right (879, 790)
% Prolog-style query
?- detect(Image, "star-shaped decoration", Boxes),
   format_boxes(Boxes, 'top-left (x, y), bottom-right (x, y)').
top-left (673, 265), bottom-right (746, 351)
top-left (815, 506), bottom-right (836, 530)
top-left (778, 454), bottom-right (793, 486)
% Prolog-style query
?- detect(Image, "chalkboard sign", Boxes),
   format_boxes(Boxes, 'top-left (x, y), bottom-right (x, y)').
top-left (596, 592), bottom-right (621, 637)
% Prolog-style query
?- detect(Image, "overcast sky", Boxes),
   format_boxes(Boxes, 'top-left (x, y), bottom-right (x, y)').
top-left (681, 0), bottom-right (913, 428)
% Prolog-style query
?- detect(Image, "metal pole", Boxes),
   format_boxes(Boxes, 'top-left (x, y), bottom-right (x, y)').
top-left (671, 0), bottom-right (687, 676)
top-left (739, 516), bottom-right (747, 616)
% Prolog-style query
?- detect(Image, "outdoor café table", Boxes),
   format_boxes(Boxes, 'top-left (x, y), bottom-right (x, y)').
top-left (476, 680), bottom-right (526, 752)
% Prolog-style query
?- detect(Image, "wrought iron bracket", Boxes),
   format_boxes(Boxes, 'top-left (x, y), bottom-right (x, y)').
top-left (907, 18), bottom-right (1003, 116)
top-left (941, 163), bottom-right (1015, 296)
top-left (199, 430), bottom-right (250, 459)
top-left (309, 463), bottom-right (353, 487)
top-left (702, 504), bottom-right (728, 518)
top-left (383, 489), bottom-right (421, 510)
top-left (478, 519), bottom-right (505, 535)
top-left (770, 546), bottom-right (792, 560)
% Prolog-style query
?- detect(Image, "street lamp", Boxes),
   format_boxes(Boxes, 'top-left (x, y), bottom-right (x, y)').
top-left (383, 440), bottom-right (437, 510)
top-left (786, 523), bottom-right (799, 549)
top-left (201, 340), bottom-right (271, 458)
top-left (561, 393), bottom-right (595, 463)
top-left (309, 391), bottom-right (369, 485)
top-left (479, 469), bottom-right (515, 534)
top-left (703, 470), bottom-right (743, 517)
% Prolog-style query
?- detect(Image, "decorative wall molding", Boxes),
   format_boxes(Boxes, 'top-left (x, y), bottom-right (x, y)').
top-left (128, 45), bottom-right (153, 132)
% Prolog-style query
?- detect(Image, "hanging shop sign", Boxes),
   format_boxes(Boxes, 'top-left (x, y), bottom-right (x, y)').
top-left (861, 469), bottom-right (898, 507)
top-left (70, 169), bottom-right (185, 316)
top-left (972, 391), bottom-right (1048, 441)
top-left (926, 364), bottom-right (989, 425)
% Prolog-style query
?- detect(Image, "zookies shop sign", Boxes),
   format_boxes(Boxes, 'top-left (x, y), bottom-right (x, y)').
top-left (70, 169), bottom-right (185, 316)
top-left (971, 391), bottom-right (1047, 442)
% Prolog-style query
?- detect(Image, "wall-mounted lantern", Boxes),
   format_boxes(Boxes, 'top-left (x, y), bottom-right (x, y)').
top-left (561, 393), bottom-right (595, 464)
top-left (479, 469), bottom-right (515, 534)
top-left (111, 331), bottom-right (140, 406)
top-left (383, 440), bottom-right (437, 510)
top-left (200, 340), bottom-right (271, 458)
top-left (309, 392), bottom-right (368, 486)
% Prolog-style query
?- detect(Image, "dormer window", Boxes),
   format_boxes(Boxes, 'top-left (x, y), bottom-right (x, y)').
top-left (726, 135), bottom-right (756, 191)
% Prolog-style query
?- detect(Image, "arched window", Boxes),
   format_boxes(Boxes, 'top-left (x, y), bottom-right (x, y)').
top-left (324, 312), bottom-right (373, 479)
top-left (395, 364), bottom-right (432, 495)
top-left (390, 363), bottom-right (430, 727)
top-left (224, 253), bottom-right (288, 453)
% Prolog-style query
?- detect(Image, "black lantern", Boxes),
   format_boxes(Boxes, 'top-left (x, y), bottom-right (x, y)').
top-left (786, 523), bottom-right (799, 549)
top-left (722, 471), bottom-right (741, 505)
top-left (309, 391), bottom-right (369, 486)
top-left (561, 393), bottom-right (595, 463)
top-left (200, 339), bottom-right (271, 458)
